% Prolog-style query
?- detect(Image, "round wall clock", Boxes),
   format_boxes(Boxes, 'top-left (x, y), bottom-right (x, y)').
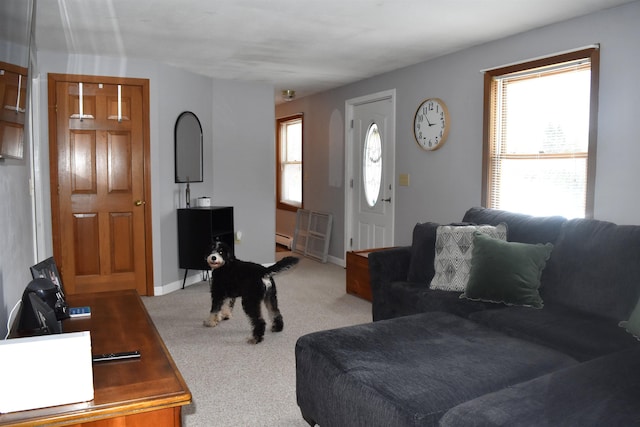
top-left (413, 98), bottom-right (450, 151)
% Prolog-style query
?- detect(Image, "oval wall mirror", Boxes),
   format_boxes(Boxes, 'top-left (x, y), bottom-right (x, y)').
top-left (174, 111), bottom-right (203, 183)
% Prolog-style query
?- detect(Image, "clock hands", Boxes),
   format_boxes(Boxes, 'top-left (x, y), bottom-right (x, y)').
top-left (425, 115), bottom-right (436, 127)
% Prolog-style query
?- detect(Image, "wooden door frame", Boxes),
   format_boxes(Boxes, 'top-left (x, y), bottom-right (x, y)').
top-left (47, 73), bottom-right (154, 295)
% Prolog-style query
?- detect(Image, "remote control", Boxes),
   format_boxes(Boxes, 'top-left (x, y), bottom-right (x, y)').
top-left (92, 350), bottom-right (141, 363)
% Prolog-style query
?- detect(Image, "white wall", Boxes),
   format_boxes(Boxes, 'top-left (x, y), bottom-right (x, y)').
top-left (277, 1), bottom-right (640, 256)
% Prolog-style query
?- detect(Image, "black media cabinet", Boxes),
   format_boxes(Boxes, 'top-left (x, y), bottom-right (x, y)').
top-left (177, 206), bottom-right (234, 288)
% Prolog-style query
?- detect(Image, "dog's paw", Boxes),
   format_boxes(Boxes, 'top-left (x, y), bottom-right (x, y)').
top-left (203, 313), bottom-right (220, 328)
top-left (247, 336), bottom-right (264, 344)
top-left (272, 316), bottom-right (284, 332)
top-left (220, 308), bottom-right (233, 320)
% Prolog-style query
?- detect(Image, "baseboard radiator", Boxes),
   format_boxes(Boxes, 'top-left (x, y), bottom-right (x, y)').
top-left (275, 232), bottom-right (293, 249)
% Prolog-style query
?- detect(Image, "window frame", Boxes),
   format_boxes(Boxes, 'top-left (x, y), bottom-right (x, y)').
top-left (276, 113), bottom-right (304, 212)
top-left (481, 47), bottom-right (599, 219)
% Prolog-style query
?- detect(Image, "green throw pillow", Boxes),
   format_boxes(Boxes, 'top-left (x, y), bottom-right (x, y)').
top-left (461, 231), bottom-right (554, 308)
top-left (619, 298), bottom-right (640, 340)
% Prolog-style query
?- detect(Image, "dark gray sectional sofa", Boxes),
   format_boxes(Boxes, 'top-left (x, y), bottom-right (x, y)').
top-left (295, 207), bottom-right (640, 426)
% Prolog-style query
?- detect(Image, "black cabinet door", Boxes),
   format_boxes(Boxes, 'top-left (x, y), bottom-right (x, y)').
top-left (178, 207), bottom-right (234, 270)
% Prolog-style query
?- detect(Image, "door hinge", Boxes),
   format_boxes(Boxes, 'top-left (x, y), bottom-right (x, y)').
top-left (350, 119), bottom-right (354, 129)
top-left (350, 178), bottom-right (354, 189)
top-left (350, 238), bottom-right (353, 248)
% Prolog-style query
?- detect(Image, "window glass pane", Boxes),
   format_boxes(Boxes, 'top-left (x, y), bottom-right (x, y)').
top-left (363, 123), bottom-right (382, 207)
top-left (502, 69), bottom-right (590, 155)
top-left (495, 157), bottom-right (586, 218)
top-left (286, 121), bottom-right (302, 161)
top-left (282, 164), bottom-right (302, 206)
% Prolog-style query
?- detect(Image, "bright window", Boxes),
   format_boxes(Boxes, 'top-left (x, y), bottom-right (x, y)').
top-left (363, 123), bottom-right (382, 207)
top-left (276, 114), bottom-right (303, 211)
top-left (483, 47), bottom-right (599, 218)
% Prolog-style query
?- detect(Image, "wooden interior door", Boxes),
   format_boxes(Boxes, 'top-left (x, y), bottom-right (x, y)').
top-left (48, 74), bottom-right (153, 295)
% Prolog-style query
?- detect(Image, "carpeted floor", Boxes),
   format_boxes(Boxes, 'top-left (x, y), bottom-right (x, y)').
top-left (142, 253), bottom-right (372, 427)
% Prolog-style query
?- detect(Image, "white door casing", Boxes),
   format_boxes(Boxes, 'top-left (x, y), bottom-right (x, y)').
top-left (345, 90), bottom-right (396, 253)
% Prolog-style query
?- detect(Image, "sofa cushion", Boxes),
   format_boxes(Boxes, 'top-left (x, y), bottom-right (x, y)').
top-left (461, 232), bottom-right (553, 308)
top-left (296, 312), bottom-right (577, 427)
top-left (542, 218), bottom-right (640, 321)
top-left (430, 223), bottom-right (507, 291)
top-left (462, 207), bottom-right (566, 245)
top-left (369, 246), bottom-right (413, 321)
top-left (440, 346), bottom-right (640, 427)
top-left (407, 222), bottom-right (439, 283)
top-left (469, 304), bottom-right (639, 361)
top-left (388, 281), bottom-right (500, 319)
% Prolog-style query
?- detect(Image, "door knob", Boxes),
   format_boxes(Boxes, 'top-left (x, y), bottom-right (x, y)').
top-left (380, 197), bottom-right (391, 203)
top-left (134, 200), bottom-right (145, 206)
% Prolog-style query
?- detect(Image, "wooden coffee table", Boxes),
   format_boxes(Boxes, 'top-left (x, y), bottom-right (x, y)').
top-left (2, 290), bottom-right (191, 427)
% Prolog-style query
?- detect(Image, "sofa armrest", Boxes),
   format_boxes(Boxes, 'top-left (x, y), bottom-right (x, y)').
top-left (368, 246), bottom-right (411, 320)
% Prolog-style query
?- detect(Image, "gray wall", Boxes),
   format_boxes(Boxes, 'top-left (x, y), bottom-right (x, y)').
top-left (277, 1), bottom-right (640, 258)
top-left (212, 80), bottom-right (276, 262)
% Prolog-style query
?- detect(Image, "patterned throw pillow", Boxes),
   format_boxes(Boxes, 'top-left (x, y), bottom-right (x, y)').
top-left (429, 223), bottom-right (507, 291)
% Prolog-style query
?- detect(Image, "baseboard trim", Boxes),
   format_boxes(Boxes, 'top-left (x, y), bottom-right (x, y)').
top-left (154, 271), bottom-right (207, 296)
top-left (327, 254), bottom-right (345, 267)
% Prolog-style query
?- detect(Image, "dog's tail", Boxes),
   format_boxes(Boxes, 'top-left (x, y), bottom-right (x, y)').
top-left (264, 256), bottom-right (299, 276)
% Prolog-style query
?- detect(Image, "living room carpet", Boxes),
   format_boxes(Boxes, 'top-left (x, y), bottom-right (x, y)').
top-left (143, 253), bottom-right (371, 427)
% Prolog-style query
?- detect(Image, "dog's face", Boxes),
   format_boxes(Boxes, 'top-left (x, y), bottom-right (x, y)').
top-left (206, 242), bottom-right (234, 270)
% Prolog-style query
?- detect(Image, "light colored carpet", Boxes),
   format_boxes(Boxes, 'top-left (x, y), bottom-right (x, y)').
top-left (143, 253), bottom-right (372, 427)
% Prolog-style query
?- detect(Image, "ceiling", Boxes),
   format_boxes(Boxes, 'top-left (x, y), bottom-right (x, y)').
top-left (31, 0), bottom-right (635, 103)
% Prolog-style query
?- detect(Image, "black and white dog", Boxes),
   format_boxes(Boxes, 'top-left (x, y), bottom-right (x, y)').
top-left (203, 241), bottom-right (299, 344)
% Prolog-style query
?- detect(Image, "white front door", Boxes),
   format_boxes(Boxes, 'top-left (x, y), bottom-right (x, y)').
top-left (346, 90), bottom-right (395, 252)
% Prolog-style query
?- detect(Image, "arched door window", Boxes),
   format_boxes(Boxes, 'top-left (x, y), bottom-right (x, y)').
top-left (363, 123), bottom-right (382, 207)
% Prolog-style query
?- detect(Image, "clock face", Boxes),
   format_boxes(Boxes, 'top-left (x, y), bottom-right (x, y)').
top-left (413, 98), bottom-right (450, 151)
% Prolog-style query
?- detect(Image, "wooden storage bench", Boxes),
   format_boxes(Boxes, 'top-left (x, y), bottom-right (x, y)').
top-left (346, 247), bottom-right (393, 301)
